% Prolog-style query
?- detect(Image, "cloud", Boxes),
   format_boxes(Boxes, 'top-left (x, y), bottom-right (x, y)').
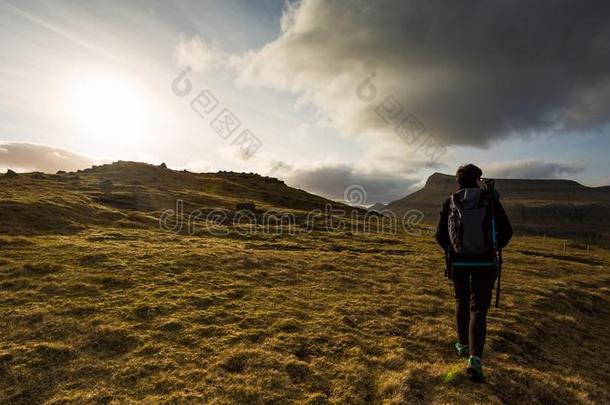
top-left (484, 159), bottom-right (587, 179)
top-left (174, 159), bottom-right (214, 173)
top-left (197, 0), bottom-right (610, 147)
top-left (0, 142), bottom-right (96, 173)
top-left (356, 141), bottom-right (447, 174)
top-left (283, 162), bottom-right (420, 204)
top-left (175, 145), bottom-right (419, 203)
top-left (591, 175), bottom-right (610, 187)
top-left (174, 35), bottom-right (227, 73)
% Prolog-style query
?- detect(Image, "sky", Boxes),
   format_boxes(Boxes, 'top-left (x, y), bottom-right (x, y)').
top-left (1, 0), bottom-right (609, 204)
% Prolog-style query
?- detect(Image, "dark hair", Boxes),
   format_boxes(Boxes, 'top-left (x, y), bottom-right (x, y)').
top-left (456, 164), bottom-right (482, 189)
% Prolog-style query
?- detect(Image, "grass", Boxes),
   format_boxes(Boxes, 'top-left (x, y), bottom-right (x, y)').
top-left (0, 227), bottom-right (609, 404)
top-left (1, 162), bottom-right (609, 403)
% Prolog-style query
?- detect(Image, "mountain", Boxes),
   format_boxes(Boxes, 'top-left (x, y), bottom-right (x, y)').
top-left (368, 202), bottom-right (387, 212)
top-left (0, 161), bottom-right (358, 235)
top-left (386, 172), bottom-right (610, 242)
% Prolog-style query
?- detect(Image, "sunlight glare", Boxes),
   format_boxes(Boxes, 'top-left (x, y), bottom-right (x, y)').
top-left (69, 74), bottom-right (150, 145)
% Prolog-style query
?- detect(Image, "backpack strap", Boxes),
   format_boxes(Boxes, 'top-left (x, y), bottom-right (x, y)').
top-left (449, 193), bottom-right (462, 216)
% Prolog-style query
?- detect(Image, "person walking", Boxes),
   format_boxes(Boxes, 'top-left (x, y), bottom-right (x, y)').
top-left (435, 164), bottom-right (512, 382)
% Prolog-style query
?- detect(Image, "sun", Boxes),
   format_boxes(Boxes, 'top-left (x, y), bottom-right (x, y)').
top-left (68, 74), bottom-right (150, 145)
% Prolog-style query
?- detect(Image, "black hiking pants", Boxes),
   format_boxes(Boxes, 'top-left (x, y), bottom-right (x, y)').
top-left (452, 265), bottom-right (497, 358)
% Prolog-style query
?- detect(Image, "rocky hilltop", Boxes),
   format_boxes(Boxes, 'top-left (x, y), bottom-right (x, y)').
top-left (0, 161), bottom-right (357, 235)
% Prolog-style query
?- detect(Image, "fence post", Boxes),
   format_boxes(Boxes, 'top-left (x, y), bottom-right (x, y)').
top-left (586, 244), bottom-right (590, 255)
top-left (542, 234), bottom-right (546, 249)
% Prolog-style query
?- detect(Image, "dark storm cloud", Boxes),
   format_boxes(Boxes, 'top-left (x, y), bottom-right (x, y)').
top-left (234, 0), bottom-right (610, 146)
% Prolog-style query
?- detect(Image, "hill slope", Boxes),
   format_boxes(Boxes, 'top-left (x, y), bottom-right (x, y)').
top-left (386, 173), bottom-right (610, 242)
top-left (0, 163), bottom-right (609, 403)
top-left (0, 161), bottom-right (355, 235)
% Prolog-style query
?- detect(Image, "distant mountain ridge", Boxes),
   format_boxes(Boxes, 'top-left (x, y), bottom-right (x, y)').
top-left (386, 172), bottom-right (610, 241)
top-left (368, 202), bottom-right (387, 212)
top-left (3, 163), bottom-right (609, 242)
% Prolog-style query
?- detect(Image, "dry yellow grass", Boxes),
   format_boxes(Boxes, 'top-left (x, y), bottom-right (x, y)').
top-left (1, 227), bottom-right (609, 404)
top-left (1, 163), bottom-right (609, 403)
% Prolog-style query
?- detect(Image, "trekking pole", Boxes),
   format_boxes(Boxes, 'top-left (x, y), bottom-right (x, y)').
top-left (495, 249), bottom-right (502, 308)
top-left (487, 182), bottom-right (501, 308)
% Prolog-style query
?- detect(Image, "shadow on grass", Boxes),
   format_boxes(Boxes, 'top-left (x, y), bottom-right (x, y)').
top-left (487, 280), bottom-right (610, 404)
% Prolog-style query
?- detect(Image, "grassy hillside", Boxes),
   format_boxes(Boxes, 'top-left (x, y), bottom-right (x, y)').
top-left (0, 161), bottom-right (356, 236)
top-left (1, 163), bottom-right (609, 404)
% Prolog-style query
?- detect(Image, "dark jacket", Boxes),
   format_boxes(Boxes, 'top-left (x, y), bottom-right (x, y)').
top-left (435, 189), bottom-right (512, 262)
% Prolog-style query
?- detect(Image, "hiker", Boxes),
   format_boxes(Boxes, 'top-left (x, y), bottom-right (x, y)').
top-left (435, 164), bottom-right (512, 382)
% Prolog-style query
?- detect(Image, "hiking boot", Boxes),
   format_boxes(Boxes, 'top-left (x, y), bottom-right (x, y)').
top-left (454, 342), bottom-right (469, 357)
top-left (467, 356), bottom-right (485, 382)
